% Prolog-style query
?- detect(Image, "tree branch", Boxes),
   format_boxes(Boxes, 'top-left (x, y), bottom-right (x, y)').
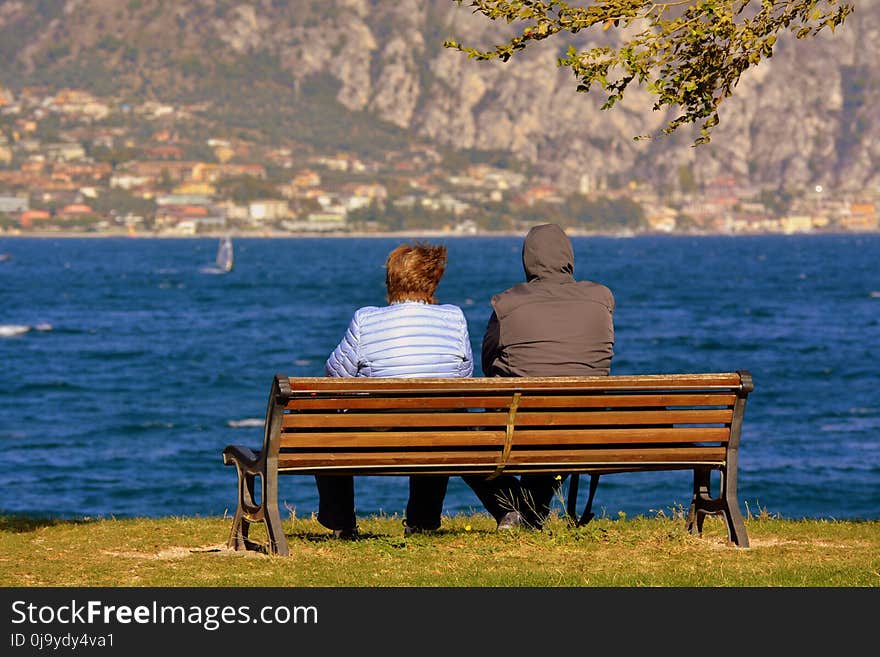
top-left (445, 0), bottom-right (854, 145)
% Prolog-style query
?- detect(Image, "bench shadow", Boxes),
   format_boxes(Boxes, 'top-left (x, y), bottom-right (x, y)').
top-left (291, 528), bottom-right (461, 543)
top-left (226, 527), bottom-right (483, 554)
top-left (0, 515), bottom-right (97, 533)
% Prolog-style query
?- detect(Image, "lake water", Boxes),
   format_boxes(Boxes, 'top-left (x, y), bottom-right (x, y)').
top-left (1, 234), bottom-right (878, 522)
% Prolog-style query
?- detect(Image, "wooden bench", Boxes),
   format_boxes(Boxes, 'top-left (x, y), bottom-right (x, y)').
top-left (223, 371), bottom-right (754, 555)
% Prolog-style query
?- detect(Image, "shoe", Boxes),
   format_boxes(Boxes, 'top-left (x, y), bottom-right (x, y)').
top-left (496, 511), bottom-right (522, 530)
top-left (332, 527), bottom-right (359, 540)
top-left (403, 522), bottom-right (437, 537)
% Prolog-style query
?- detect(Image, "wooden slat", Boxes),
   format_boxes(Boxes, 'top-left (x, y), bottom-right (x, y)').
top-left (281, 408), bottom-right (731, 430)
top-left (286, 393), bottom-right (738, 411)
top-left (279, 426), bottom-right (728, 449)
top-left (278, 451), bottom-right (502, 469)
top-left (280, 430), bottom-right (506, 449)
top-left (517, 393), bottom-right (736, 408)
top-left (513, 409), bottom-right (733, 426)
top-left (282, 411), bottom-right (508, 429)
top-left (286, 373), bottom-right (744, 394)
top-left (275, 463), bottom-right (713, 476)
top-left (276, 446), bottom-right (726, 470)
top-left (511, 427), bottom-right (730, 445)
top-left (288, 396), bottom-right (514, 411)
top-left (506, 446), bottom-right (727, 465)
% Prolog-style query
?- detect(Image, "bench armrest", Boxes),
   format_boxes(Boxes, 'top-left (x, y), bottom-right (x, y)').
top-left (222, 444), bottom-right (261, 474)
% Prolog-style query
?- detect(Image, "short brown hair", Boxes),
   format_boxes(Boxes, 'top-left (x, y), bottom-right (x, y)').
top-left (385, 242), bottom-right (447, 304)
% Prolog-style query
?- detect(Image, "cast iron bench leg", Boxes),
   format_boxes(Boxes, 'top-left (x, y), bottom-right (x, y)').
top-left (566, 473), bottom-right (600, 527)
top-left (228, 469), bottom-right (255, 551)
top-left (721, 469), bottom-right (749, 548)
top-left (687, 468), bottom-right (712, 537)
top-left (263, 459), bottom-right (289, 556)
top-left (687, 468), bottom-right (750, 547)
top-left (566, 474), bottom-right (580, 523)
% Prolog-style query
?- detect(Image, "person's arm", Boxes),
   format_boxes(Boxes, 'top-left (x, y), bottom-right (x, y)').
top-left (457, 310), bottom-right (474, 378)
top-left (324, 311), bottom-right (361, 378)
top-left (481, 311), bottom-right (500, 377)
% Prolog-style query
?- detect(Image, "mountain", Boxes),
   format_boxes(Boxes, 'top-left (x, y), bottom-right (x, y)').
top-left (0, 0), bottom-right (877, 193)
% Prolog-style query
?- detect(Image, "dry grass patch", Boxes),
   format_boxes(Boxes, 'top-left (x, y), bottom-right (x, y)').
top-left (1, 514), bottom-right (877, 587)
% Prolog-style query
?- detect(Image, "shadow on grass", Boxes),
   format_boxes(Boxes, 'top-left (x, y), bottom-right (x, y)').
top-left (230, 527), bottom-right (468, 554)
top-left (0, 515), bottom-right (98, 533)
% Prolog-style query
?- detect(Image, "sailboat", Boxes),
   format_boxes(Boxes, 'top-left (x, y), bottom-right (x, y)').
top-left (216, 235), bottom-right (234, 273)
top-left (200, 236), bottom-right (234, 274)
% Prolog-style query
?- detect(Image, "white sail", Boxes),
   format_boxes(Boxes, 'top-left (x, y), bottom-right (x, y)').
top-left (216, 236), bottom-right (233, 272)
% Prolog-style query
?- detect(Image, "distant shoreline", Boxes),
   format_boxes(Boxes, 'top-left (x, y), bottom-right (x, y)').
top-left (3, 228), bottom-right (878, 240)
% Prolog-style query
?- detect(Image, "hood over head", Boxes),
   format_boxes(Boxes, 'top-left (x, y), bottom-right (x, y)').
top-left (522, 223), bottom-right (574, 282)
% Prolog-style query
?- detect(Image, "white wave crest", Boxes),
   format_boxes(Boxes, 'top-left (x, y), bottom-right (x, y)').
top-left (227, 418), bottom-right (264, 428)
top-left (0, 324), bottom-right (31, 337)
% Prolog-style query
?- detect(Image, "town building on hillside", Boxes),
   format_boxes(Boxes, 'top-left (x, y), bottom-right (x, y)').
top-left (144, 145), bottom-right (186, 160)
top-left (51, 161), bottom-right (112, 182)
top-left (218, 201), bottom-right (249, 223)
top-left (839, 202), bottom-right (878, 231)
top-left (57, 204), bottom-right (96, 219)
top-left (518, 184), bottom-right (564, 206)
top-left (0, 195), bottom-right (29, 214)
top-left (124, 161), bottom-right (200, 184)
top-left (644, 205), bottom-right (677, 233)
top-left (289, 169), bottom-right (321, 189)
top-left (109, 173), bottom-right (152, 191)
top-left (191, 162), bottom-right (266, 183)
top-left (49, 89), bottom-right (110, 121)
top-left (781, 215), bottom-right (814, 234)
top-left (18, 209), bottom-right (51, 228)
top-left (156, 193), bottom-right (213, 207)
top-left (347, 183), bottom-right (388, 203)
top-left (20, 158), bottom-right (46, 174)
top-left (173, 181), bottom-right (216, 196)
top-left (33, 188), bottom-right (82, 206)
top-left (155, 203), bottom-right (226, 233)
top-left (248, 199), bottom-right (290, 223)
top-left (285, 208), bottom-right (347, 232)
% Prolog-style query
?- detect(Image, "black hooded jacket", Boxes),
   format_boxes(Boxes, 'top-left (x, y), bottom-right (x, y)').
top-left (481, 223), bottom-right (614, 377)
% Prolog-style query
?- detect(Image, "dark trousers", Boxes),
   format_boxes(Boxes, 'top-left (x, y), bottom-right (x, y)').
top-left (463, 473), bottom-right (567, 529)
top-left (315, 474), bottom-right (449, 531)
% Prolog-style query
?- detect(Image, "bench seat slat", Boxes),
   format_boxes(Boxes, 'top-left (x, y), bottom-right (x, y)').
top-left (509, 427), bottom-right (730, 445)
top-left (519, 394), bottom-right (736, 408)
top-left (283, 412), bottom-right (508, 429)
top-left (278, 451), bottom-right (502, 469)
top-left (508, 446), bottom-right (727, 464)
top-left (287, 393), bottom-right (738, 411)
top-left (279, 426), bottom-right (729, 449)
top-left (286, 373), bottom-right (744, 394)
top-left (280, 430), bottom-right (506, 448)
top-left (515, 409), bottom-right (732, 425)
top-left (282, 464), bottom-right (709, 476)
top-left (281, 408), bottom-right (732, 429)
top-left (277, 446), bottom-right (726, 470)
top-left (289, 396), bottom-right (515, 410)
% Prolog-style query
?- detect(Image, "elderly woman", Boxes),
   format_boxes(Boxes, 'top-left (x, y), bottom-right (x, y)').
top-left (319, 242), bottom-right (473, 539)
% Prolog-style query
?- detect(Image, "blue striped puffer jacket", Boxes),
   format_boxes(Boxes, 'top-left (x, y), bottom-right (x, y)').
top-left (325, 301), bottom-right (473, 378)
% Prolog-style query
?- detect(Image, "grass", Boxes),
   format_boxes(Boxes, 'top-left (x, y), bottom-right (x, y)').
top-left (1, 510), bottom-right (878, 587)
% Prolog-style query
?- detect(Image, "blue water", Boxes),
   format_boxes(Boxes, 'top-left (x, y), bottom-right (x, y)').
top-left (1, 235), bottom-right (878, 522)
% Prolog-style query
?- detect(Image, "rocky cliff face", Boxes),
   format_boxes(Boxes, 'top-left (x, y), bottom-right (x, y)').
top-left (1, 0), bottom-right (877, 192)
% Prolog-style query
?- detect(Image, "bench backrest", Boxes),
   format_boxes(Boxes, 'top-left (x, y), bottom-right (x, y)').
top-left (259, 371), bottom-right (753, 477)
